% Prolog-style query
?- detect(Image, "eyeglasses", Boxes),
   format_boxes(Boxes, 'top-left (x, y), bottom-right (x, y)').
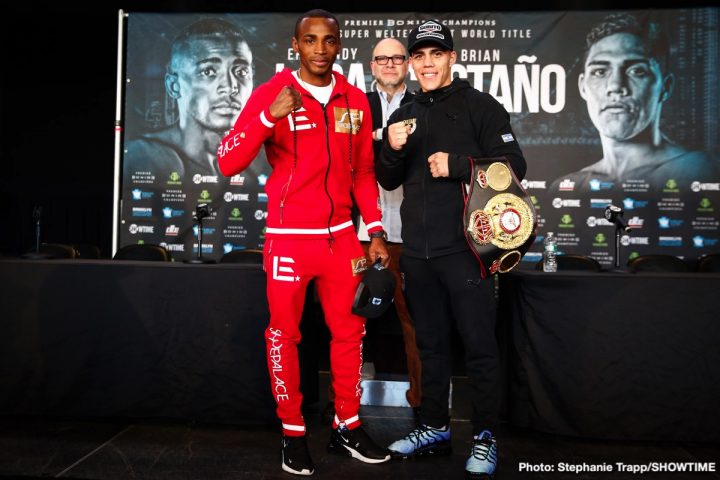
top-left (373, 55), bottom-right (406, 65)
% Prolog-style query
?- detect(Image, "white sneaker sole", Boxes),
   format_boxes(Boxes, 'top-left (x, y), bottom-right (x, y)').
top-left (341, 444), bottom-right (391, 464)
top-left (281, 452), bottom-right (314, 476)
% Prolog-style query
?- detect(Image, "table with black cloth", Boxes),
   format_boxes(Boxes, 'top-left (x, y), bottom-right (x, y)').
top-left (0, 258), bottom-right (321, 426)
top-left (500, 269), bottom-right (720, 442)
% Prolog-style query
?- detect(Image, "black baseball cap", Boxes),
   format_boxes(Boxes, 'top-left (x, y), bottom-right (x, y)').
top-left (407, 20), bottom-right (454, 53)
top-left (351, 259), bottom-right (396, 319)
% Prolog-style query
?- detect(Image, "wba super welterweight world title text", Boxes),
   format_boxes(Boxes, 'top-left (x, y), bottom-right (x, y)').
top-left (276, 20), bottom-right (566, 114)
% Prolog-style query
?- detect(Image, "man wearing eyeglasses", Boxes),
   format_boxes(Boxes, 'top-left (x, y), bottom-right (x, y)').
top-left (354, 38), bottom-right (422, 413)
top-left (362, 38), bottom-right (413, 233)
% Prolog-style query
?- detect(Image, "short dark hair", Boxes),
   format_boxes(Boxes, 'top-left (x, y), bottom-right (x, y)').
top-left (584, 13), bottom-right (669, 73)
top-left (170, 18), bottom-right (248, 71)
top-left (294, 9), bottom-right (340, 40)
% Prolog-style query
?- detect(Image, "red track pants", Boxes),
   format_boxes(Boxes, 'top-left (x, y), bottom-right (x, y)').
top-left (263, 231), bottom-right (366, 436)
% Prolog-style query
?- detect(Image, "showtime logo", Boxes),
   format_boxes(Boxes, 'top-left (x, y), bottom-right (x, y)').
top-left (586, 216), bottom-right (613, 227)
top-left (193, 174), bottom-right (219, 184)
top-left (160, 242), bottom-right (184, 252)
top-left (691, 181), bottom-right (720, 192)
top-left (620, 235), bottom-right (649, 246)
top-left (521, 179), bottom-right (546, 189)
top-left (128, 224), bottom-right (154, 234)
top-left (552, 198), bottom-right (581, 208)
top-left (224, 192), bottom-right (250, 202)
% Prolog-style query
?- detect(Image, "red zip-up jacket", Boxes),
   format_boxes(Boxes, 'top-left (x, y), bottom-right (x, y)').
top-left (218, 68), bottom-right (383, 239)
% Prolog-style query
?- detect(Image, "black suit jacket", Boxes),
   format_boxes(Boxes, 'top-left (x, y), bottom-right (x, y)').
top-left (366, 89), bottom-right (414, 162)
top-left (354, 88), bottom-right (414, 231)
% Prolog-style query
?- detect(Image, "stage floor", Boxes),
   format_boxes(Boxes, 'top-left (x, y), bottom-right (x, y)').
top-left (1, 374), bottom-right (718, 480)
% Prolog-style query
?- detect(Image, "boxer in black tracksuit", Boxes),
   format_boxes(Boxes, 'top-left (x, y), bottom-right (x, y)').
top-left (378, 24), bottom-right (526, 475)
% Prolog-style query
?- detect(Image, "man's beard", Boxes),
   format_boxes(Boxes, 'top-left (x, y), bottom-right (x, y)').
top-left (377, 77), bottom-right (403, 90)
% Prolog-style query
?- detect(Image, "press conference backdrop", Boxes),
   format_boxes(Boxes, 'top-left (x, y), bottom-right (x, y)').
top-left (118, 9), bottom-right (719, 266)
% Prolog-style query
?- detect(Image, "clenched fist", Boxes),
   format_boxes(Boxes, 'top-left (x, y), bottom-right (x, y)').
top-left (428, 152), bottom-right (450, 177)
top-left (387, 121), bottom-right (413, 151)
top-left (269, 85), bottom-right (302, 119)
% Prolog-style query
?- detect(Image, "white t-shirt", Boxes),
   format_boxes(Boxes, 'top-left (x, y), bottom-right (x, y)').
top-left (292, 71), bottom-right (334, 105)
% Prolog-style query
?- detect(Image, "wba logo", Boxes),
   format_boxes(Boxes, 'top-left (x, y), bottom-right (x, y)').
top-left (287, 107), bottom-right (316, 131)
top-left (272, 256), bottom-right (299, 282)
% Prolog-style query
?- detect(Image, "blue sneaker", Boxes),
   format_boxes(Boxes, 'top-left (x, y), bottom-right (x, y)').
top-left (387, 424), bottom-right (451, 458)
top-left (465, 430), bottom-right (497, 479)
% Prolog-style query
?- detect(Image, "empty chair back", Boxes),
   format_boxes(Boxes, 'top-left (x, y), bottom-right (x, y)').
top-left (37, 243), bottom-right (78, 259)
top-left (696, 254), bottom-right (720, 273)
top-left (220, 249), bottom-right (264, 264)
top-left (113, 244), bottom-right (171, 262)
top-left (535, 254), bottom-right (601, 272)
top-left (627, 254), bottom-right (689, 273)
top-left (72, 243), bottom-right (104, 259)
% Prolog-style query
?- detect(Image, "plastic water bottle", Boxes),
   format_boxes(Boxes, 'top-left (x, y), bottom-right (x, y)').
top-left (543, 232), bottom-right (557, 272)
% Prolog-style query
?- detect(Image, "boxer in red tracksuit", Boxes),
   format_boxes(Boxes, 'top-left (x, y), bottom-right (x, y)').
top-left (218, 15), bottom-right (390, 471)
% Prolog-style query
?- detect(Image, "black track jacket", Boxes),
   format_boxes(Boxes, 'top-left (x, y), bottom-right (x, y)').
top-left (377, 78), bottom-right (526, 259)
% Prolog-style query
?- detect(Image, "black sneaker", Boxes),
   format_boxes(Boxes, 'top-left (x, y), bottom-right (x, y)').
top-left (281, 435), bottom-right (314, 476)
top-left (327, 425), bottom-right (391, 463)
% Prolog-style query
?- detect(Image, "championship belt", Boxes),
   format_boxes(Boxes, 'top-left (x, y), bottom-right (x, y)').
top-left (463, 157), bottom-right (536, 278)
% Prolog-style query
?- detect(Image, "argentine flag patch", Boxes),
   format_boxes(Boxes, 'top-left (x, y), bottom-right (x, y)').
top-left (501, 133), bottom-right (514, 143)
